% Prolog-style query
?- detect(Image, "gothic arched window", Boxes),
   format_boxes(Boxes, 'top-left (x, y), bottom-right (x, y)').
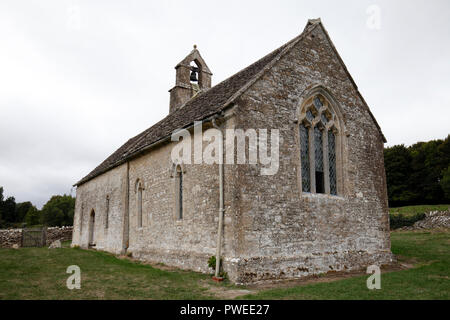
top-left (105, 195), bottom-right (110, 229)
top-left (136, 180), bottom-right (143, 228)
top-left (175, 165), bottom-right (183, 220)
top-left (299, 93), bottom-right (340, 195)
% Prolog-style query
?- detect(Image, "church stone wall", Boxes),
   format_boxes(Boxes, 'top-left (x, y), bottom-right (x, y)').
top-left (226, 25), bottom-right (393, 283)
top-left (72, 163), bottom-right (127, 254)
top-left (126, 120), bottom-right (242, 274)
top-left (126, 139), bottom-right (223, 273)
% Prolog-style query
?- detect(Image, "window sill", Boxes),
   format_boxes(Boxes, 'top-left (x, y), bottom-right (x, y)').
top-left (301, 192), bottom-right (345, 201)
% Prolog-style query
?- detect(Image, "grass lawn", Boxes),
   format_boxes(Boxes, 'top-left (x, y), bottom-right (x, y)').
top-left (389, 204), bottom-right (449, 217)
top-left (241, 230), bottom-right (450, 299)
top-left (0, 243), bottom-right (222, 299)
top-left (0, 231), bottom-right (449, 300)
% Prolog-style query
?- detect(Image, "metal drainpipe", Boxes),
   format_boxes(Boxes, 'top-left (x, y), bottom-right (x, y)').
top-left (121, 161), bottom-right (130, 255)
top-left (212, 117), bottom-right (224, 279)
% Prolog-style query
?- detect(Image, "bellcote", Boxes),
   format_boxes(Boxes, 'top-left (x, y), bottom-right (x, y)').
top-left (169, 45), bottom-right (212, 114)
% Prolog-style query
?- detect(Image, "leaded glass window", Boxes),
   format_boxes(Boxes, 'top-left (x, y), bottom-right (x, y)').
top-left (313, 97), bottom-right (323, 110)
top-left (300, 124), bottom-right (310, 192)
top-left (314, 127), bottom-right (324, 193)
top-left (306, 110), bottom-right (315, 122)
top-left (328, 131), bottom-right (337, 195)
top-left (299, 93), bottom-right (340, 196)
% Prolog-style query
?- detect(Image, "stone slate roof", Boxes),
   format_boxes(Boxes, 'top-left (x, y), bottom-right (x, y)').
top-left (75, 20), bottom-right (385, 186)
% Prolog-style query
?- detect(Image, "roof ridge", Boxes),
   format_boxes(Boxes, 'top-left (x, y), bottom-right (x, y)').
top-left (121, 29), bottom-right (316, 158)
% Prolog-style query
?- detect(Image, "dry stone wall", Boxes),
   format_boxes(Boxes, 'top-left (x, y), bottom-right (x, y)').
top-left (0, 226), bottom-right (73, 248)
top-left (399, 210), bottom-right (450, 230)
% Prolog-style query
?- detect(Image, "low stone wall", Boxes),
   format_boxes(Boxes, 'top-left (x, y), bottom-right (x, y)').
top-left (399, 210), bottom-right (450, 231)
top-left (0, 226), bottom-right (73, 248)
top-left (0, 229), bottom-right (22, 248)
top-left (46, 226), bottom-right (73, 245)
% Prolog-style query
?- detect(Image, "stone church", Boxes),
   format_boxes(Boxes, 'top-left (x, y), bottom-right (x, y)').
top-left (72, 19), bottom-right (393, 283)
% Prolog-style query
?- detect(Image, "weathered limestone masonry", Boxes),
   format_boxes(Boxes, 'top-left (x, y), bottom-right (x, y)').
top-left (228, 24), bottom-right (392, 283)
top-left (0, 226), bottom-right (73, 248)
top-left (72, 19), bottom-right (394, 283)
top-left (72, 164), bottom-right (127, 254)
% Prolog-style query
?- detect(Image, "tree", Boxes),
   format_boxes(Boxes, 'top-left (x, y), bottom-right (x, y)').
top-left (1, 196), bottom-right (16, 224)
top-left (0, 187), bottom-right (18, 225)
top-left (15, 202), bottom-right (33, 223)
top-left (384, 145), bottom-right (415, 206)
top-left (384, 135), bottom-right (450, 207)
top-left (40, 195), bottom-right (75, 227)
top-left (441, 165), bottom-right (450, 200)
top-left (25, 206), bottom-right (41, 226)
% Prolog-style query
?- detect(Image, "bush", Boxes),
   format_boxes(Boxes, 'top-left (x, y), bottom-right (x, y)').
top-left (208, 255), bottom-right (218, 270)
top-left (389, 212), bottom-right (426, 229)
top-left (207, 256), bottom-right (227, 279)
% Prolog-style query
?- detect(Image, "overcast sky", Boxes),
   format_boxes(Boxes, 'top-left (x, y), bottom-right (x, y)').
top-left (0, 0), bottom-right (449, 208)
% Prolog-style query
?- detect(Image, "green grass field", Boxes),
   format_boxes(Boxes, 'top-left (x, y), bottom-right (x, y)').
top-left (389, 204), bottom-right (449, 217)
top-left (241, 230), bottom-right (449, 299)
top-left (0, 230), bottom-right (449, 300)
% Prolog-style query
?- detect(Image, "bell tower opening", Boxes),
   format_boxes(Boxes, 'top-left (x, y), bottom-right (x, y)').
top-left (169, 45), bottom-right (212, 114)
top-left (189, 61), bottom-right (201, 96)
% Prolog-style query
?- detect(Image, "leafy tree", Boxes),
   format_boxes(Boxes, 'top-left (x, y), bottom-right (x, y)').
top-left (384, 134), bottom-right (450, 207)
top-left (384, 145), bottom-right (415, 206)
top-left (441, 165), bottom-right (450, 200)
top-left (15, 202), bottom-right (33, 223)
top-left (409, 140), bottom-right (445, 204)
top-left (1, 196), bottom-right (16, 223)
top-left (25, 206), bottom-right (41, 226)
top-left (0, 187), bottom-right (18, 225)
top-left (40, 195), bottom-right (75, 227)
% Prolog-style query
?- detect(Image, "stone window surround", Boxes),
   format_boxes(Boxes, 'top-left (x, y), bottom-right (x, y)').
top-left (175, 165), bottom-right (183, 221)
top-left (105, 195), bottom-right (110, 230)
top-left (134, 179), bottom-right (144, 229)
top-left (295, 86), bottom-right (346, 197)
top-left (170, 163), bottom-right (186, 223)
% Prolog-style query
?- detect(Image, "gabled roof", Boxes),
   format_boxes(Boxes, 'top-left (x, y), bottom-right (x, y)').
top-left (75, 19), bottom-right (385, 186)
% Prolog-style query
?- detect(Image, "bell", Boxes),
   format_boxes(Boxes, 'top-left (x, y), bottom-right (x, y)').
top-left (190, 67), bottom-right (199, 82)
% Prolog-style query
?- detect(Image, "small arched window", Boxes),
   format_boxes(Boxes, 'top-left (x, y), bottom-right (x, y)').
top-left (299, 93), bottom-right (340, 195)
top-left (175, 165), bottom-right (183, 219)
top-left (136, 181), bottom-right (143, 228)
top-left (105, 195), bottom-right (110, 229)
